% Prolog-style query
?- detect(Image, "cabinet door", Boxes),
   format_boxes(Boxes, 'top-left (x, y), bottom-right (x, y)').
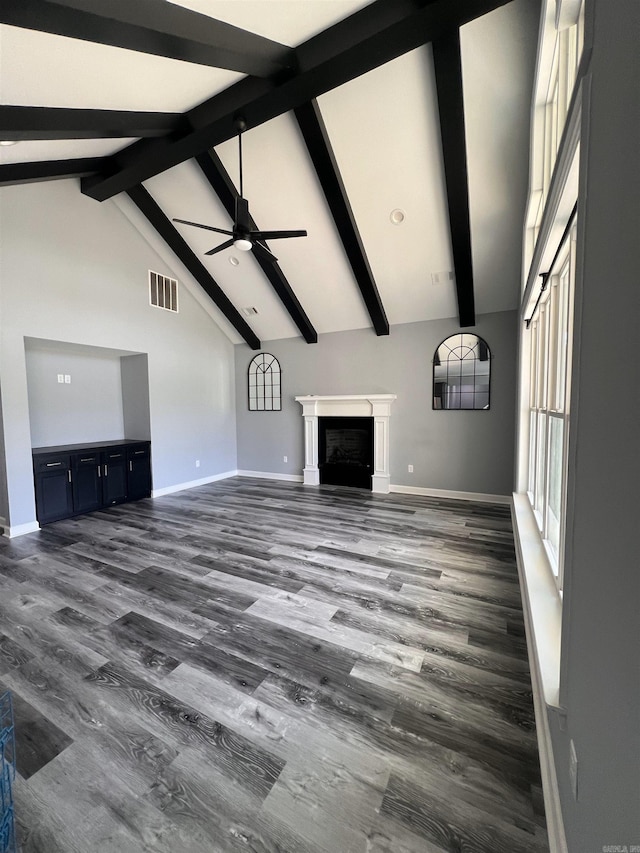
top-left (127, 445), bottom-right (151, 501)
top-left (34, 457), bottom-right (73, 524)
top-left (102, 450), bottom-right (128, 505)
top-left (72, 453), bottom-right (103, 514)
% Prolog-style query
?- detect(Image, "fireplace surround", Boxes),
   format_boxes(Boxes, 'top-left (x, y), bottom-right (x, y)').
top-left (295, 394), bottom-right (396, 493)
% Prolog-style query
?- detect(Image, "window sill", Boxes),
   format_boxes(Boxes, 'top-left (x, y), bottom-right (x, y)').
top-left (511, 492), bottom-right (563, 709)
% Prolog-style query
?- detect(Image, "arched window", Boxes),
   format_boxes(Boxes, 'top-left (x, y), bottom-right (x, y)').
top-left (248, 353), bottom-right (281, 411)
top-left (433, 334), bottom-right (491, 410)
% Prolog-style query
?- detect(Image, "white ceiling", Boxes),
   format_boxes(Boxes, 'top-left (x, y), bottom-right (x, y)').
top-left (168, 0), bottom-right (375, 45)
top-left (0, 0), bottom-right (539, 344)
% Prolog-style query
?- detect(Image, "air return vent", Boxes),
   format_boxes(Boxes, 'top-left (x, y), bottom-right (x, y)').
top-left (431, 270), bottom-right (454, 286)
top-left (149, 271), bottom-right (178, 313)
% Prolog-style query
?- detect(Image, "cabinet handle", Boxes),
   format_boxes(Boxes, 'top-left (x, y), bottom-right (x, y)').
top-left (110, 454), bottom-right (122, 459)
top-left (134, 451), bottom-right (144, 455)
top-left (46, 462), bottom-right (62, 467)
top-left (80, 457), bottom-right (94, 462)
top-left (129, 461), bottom-right (133, 472)
top-left (97, 465), bottom-right (101, 478)
top-left (68, 470), bottom-right (72, 483)
top-left (104, 464), bottom-right (108, 477)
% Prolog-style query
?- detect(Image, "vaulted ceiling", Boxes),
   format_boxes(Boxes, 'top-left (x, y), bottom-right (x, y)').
top-left (0, 0), bottom-right (539, 349)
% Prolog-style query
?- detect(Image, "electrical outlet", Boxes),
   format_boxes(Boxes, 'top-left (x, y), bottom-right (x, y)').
top-left (408, 464), bottom-right (414, 473)
top-left (569, 740), bottom-right (578, 800)
top-left (283, 455), bottom-right (288, 463)
top-left (57, 374), bottom-right (64, 383)
top-left (195, 460), bottom-right (200, 468)
top-left (64, 374), bottom-right (71, 384)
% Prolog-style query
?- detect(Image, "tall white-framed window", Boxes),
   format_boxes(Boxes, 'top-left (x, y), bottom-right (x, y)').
top-left (523, 0), bottom-right (585, 277)
top-left (526, 225), bottom-right (576, 591)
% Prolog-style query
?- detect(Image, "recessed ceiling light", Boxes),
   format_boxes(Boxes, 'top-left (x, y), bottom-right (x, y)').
top-left (229, 256), bottom-right (240, 266)
top-left (0, 140), bottom-right (18, 147)
top-left (390, 208), bottom-right (405, 225)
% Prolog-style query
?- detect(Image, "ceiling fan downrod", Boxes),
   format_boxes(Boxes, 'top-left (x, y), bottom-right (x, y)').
top-left (235, 115), bottom-right (247, 200)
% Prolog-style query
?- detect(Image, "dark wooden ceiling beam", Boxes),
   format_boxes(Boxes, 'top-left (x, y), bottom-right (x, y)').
top-left (294, 100), bottom-right (389, 336)
top-left (127, 184), bottom-right (260, 350)
top-left (80, 0), bottom-right (513, 202)
top-left (0, 157), bottom-right (105, 187)
top-left (0, 0), bottom-right (294, 78)
top-left (0, 105), bottom-right (187, 140)
top-left (195, 150), bottom-right (318, 344)
top-left (432, 30), bottom-right (476, 327)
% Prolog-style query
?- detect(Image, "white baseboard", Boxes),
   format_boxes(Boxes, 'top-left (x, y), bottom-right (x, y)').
top-left (237, 470), bottom-right (304, 483)
top-left (2, 520), bottom-right (41, 538)
top-left (511, 493), bottom-right (567, 853)
top-left (389, 484), bottom-right (511, 504)
top-left (152, 473), bottom-right (508, 500)
top-left (151, 470), bottom-right (238, 497)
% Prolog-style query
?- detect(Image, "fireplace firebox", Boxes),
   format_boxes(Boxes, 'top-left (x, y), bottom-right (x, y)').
top-left (318, 417), bottom-right (373, 489)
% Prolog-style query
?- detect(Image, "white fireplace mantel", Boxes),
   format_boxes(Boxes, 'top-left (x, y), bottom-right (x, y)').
top-left (295, 394), bottom-right (396, 493)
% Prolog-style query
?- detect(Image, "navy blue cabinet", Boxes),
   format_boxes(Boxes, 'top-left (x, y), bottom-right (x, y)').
top-left (127, 444), bottom-right (152, 501)
top-left (33, 453), bottom-right (74, 524)
top-left (72, 451), bottom-right (103, 514)
top-left (33, 440), bottom-right (151, 525)
top-left (102, 449), bottom-right (128, 506)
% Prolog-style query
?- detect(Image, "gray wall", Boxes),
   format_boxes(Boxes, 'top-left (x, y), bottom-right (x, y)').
top-left (25, 340), bottom-right (125, 447)
top-left (550, 0), bottom-right (640, 847)
top-left (121, 354), bottom-right (151, 441)
top-left (235, 310), bottom-right (518, 496)
top-left (0, 388), bottom-right (8, 525)
top-left (0, 179), bottom-right (237, 528)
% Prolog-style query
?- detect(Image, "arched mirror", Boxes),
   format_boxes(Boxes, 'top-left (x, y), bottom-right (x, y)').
top-left (433, 334), bottom-right (491, 410)
top-left (248, 353), bottom-right (281, 411)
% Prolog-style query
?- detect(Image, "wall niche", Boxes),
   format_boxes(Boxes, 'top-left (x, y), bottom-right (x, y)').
top-left (24, 337), bottom-right (151, 449)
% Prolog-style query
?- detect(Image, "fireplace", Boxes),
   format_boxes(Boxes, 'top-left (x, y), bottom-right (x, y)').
top-left (319, 417), bottom-right (373, 489)
top-left (295, 394), bottom-right (396, 494)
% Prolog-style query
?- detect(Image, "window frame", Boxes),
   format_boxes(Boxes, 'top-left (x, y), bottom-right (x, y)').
top-left (526, 226), bottom-right (576, 591)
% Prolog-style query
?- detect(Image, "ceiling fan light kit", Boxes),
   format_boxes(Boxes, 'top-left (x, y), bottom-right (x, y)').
top-left (173, 116), bottom-right (307, 263)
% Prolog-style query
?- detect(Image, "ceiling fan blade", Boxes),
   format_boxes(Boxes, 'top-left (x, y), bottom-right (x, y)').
top-left (235, 196), bottom-right (251, 231)
top-left (173, 218), bottom-right (233, 236)
top-left (250, 229), bottom-right (307, 241)
top-left (204, 239), bottom-right (235, 256)
top-left (252, 240), bottom-right (278, 264)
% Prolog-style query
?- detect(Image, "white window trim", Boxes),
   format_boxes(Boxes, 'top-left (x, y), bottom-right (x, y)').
top-left (511, 493), bottom-right (567, 853)
top-left (526, 227), bottom-right (574, 594)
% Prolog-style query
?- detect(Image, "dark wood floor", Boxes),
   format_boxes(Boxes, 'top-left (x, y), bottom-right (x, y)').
top-left (0, 478), bottom-right (548, 853)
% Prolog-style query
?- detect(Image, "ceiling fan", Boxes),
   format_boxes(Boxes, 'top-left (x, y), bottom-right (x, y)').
top-left (173, 117), bottom-right (307, 264)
